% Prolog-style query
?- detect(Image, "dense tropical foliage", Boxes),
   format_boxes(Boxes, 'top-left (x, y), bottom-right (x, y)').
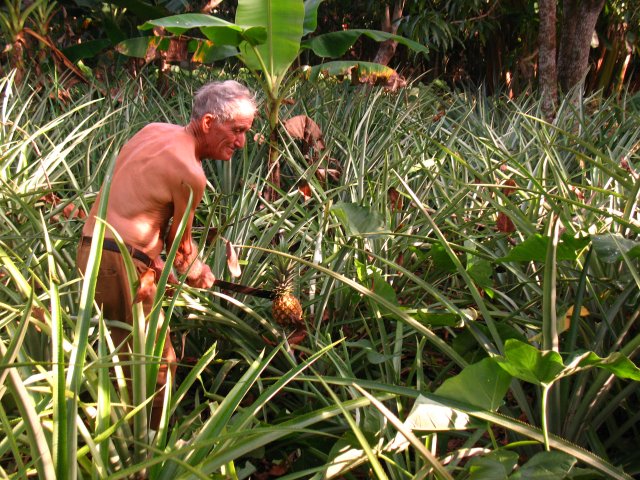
top-left (1, 0), bottom-right (640, 479)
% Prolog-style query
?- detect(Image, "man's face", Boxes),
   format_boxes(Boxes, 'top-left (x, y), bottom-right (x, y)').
top-left (206, 100), bottom-right (255, 161)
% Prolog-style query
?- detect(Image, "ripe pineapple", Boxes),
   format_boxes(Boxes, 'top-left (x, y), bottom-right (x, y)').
top-left (270, 254), bottom-right (303, 327)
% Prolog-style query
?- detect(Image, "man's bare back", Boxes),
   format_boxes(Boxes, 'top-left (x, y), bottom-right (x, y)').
top-left (82, 123), bottom-right (203, 261)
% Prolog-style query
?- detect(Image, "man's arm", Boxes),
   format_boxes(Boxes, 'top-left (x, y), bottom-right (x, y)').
top-left (166, 176), bottom-right (215, 289)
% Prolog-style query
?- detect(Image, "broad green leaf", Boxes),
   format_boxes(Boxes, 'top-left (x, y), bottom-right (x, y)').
top-left (429, 242), bottom-right (457, 273)
top-left (199, 24), bottom-right (268, 46)
top-left (436, 357), bottom-right (511, 410)
top-left (116, 36), bottom-right (169, 58)
top-left (191, 41), bottom-right (238, 63)
top-left (117, 35), bottom-right (238, 63)
top-left (102, 16), bottom-right (127, 44)
top-left (467, 450), bottom-right (519, 479)
top-left (353, 259), bottom-right (398, 314)
top-left (236, 0), bottom-right (305, 80)
top-left (628, 245), bottom-right (640, 260)
top-left (498, 234), bottom-right (585, 263)
top-left (302, 29), bottom-right (428, 58)
top-left (199, 26), bottom-right (246, 45)
top-left (331, 202), bottom-right (387, 237)
top-left (453, 323), bottom-right (527, 362)
top-left (140, 13), bottom-right (240, 36)
top-left (308, 60), bottom-right (397, 81)
top-left (504, 235), bottom-right (538, 262)
top-left (498, 340), bottom-right (640, 386)
top-left (559, 233), bottom-right (590, 255)
top-left (62, 39), bottom-right (111, 62)
top-left (371, 270), bottom-right (398, 311)
top-left (496, 339), bottom-right (565, 386)
top-left (238, 26), bottom-right (269, 45)
top-left (592, 233), bottom-right (640, 263)
top-left (410, 308), bottom-right (477, 328)
top-left (510, 451), bottom-right (576, 479)
top-left (564, 351), bottom-right (640, 381)
top-left (467, 255), bottom-right (493, 289)
top-left (109, 0), bottom-right (169, 20)
top-left (303, 0), bottom-right (324, 36)
top-left (411, 309), bottom-right (465, 328)
top-left (354, 258), bottom-right (368, 283)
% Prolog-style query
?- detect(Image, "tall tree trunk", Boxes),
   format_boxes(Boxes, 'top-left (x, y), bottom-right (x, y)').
top-left (557, 0), bottom-right (605, 92)
top-left (538, 0), bottom-right (558, 118)
top-left (373, 1), bottom-right (406, 66)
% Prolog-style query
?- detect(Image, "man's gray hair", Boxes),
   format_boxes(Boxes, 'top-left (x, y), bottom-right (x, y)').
top-left (191, 80), bottom-right (256, 122)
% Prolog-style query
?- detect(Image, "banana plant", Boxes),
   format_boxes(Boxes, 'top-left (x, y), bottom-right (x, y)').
top-left (116, 0), bottom-right (428, 198)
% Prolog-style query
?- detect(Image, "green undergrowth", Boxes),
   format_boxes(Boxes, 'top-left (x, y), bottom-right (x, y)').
top-left (1, 69), bottom-right (639, 479)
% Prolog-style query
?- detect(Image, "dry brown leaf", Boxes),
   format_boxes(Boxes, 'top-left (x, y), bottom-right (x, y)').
top-left (496, 212), bottom-right (516, 233)
top-left (288, 328), bottom-right (307, 345)
top-left (134, 268), bottom-right (156, 303)
top-left (563, 306), bottom-right (590, 331)
top-left (500, 179), bottom-right (518, 196)
top-left (23, 28), bottom-right (88, 84)
top-left (314, 167), bottom-right (341, 182)
top-left (352, 66), bottom-right (407, 92)
top-left (164, 36), bottom-right (189, 63)
top-left (432, 110), bottom-right (445, 122)
top-left (388, 187), bottom-right (403, 210)
top-left (62, 203), bottom-right (86, 219)
top-left (31, 306), bottom-right (48, 332)
top-left (200, 0), bottom-right (224, 13)
top-left (298, 181), bottom-right (312, 201)
top-left (40, 193), bottom-right (86, 220)
top-left (206, 227), bottom-right (219, 243)
top-left (283, 115), bottom-right (325, 150)
top-left (40, 193), bottom-right (60, 206)
top-left (226, 240), bottom-right (241, 277)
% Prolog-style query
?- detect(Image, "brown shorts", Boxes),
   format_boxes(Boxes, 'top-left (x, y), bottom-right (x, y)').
top-left (76, 241), bottom-right (176, 410)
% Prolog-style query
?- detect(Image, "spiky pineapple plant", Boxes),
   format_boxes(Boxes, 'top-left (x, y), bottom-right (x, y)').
top-left (269, 252), bottom-right (303, 327)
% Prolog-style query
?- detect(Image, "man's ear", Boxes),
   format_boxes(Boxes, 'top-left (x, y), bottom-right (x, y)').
top-left (201, 113), bottom-right (217, 133)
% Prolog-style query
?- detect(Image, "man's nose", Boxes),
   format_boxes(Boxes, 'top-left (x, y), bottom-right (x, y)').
top-left (235, 134), bottom-right (245, 148)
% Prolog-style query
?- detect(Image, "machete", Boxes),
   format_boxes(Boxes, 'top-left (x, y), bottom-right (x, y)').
top-left (212, 278), bottom-right (275, 299)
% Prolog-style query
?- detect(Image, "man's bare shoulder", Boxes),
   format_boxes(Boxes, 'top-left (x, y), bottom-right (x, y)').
top-left (112, 122), bottom-right (204, 194)
top-left (121, 123), bottom-right (197, 166)
top-left (139, 124), bottom-right (205, 187)
top-left (131, 123), bottom-right (192, 149)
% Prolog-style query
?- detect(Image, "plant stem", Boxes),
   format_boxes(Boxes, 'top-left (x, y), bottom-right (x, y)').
top-left (541, 383), bottom-right (552, 451)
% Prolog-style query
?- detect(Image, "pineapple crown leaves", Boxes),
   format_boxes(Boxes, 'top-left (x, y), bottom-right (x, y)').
top-left (265, 241), bottom-right (302, 294)
top-left (269, 251), bottom-right (298, 294)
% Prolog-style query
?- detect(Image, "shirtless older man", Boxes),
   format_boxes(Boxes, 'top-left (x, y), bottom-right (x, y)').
top-left (77, 80), bottom-right (256, 428)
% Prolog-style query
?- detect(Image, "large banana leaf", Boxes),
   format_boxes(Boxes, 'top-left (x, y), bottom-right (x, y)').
top-left (303, 0), bottom-right (324, 35)
top-left (123, 0), bottom-right (427, 87)
top-left (302, 29), bottom-right (429, 58)
top-left (139, 14), bottom-right (267, 46)
top-left (308, 60), bottom-right (398, 81)
top-left (235, 0), bottom-right (305, 82)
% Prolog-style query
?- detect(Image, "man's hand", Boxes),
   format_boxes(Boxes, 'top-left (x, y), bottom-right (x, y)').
top-left (175, 247), bottom-right (215, 289)
top-left (187, 262), bottom-right (215, 289)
